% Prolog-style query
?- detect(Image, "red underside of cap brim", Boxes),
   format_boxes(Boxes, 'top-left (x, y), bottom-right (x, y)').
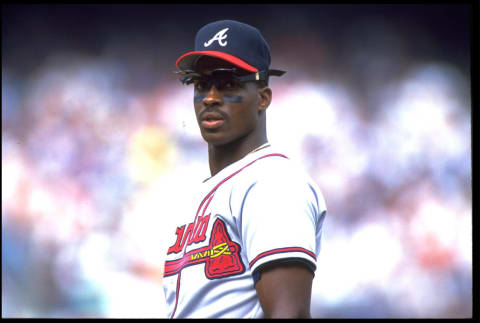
top-left (176, 51), bottom-right (258, 73)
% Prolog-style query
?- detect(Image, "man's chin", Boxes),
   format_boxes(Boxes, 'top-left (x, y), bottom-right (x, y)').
top-left (201, 132), bottom-right (229, 146)
top-left (201, 131), bottom-right (245, 148)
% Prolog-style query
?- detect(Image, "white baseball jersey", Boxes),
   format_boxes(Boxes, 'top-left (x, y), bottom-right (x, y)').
top-left (162, 144), bottom-right (327, 318)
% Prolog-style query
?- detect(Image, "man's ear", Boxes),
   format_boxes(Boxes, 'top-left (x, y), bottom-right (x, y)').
top-left (258, 87), bottom-right (272, 112)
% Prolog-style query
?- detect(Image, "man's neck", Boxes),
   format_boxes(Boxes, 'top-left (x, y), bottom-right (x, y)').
top-left (208, 136), bottom-right (268, 177)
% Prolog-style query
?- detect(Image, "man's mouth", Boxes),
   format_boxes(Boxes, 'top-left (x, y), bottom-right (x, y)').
top-left (200, 112), bottom-right (226, 129)
top-left (201, 118), bottom-right (225, 129)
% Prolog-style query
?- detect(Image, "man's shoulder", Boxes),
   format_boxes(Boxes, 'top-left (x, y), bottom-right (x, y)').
top-left (229, 149), bottom-right (327, 214)
top-left (240, 150), bottom-right (317, 189)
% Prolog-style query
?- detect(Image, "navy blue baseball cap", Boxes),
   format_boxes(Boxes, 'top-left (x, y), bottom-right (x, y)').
top-left (176, 20), bottom-right (285, 80)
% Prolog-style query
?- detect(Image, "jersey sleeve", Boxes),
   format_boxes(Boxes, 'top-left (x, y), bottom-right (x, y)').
top-left (239, 165), bottom-right (326, 278)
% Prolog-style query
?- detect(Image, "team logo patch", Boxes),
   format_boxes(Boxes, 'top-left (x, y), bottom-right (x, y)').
top-left (164, 218), bottom-right (245, 279)
top-left (204, 28), bottom-right (229, 47)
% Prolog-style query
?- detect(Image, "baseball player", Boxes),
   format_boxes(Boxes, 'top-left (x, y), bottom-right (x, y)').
top-left (163, 19), bottom-right (327, 318)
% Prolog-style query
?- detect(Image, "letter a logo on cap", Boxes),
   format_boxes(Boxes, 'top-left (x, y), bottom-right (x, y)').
top-left (204, 28), bottom-right (229, 47)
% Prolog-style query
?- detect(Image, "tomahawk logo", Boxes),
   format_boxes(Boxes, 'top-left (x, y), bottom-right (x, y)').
top-left (204, 28), bottom-right (229, 47)
top-left (164, 218), bottom-right (245, 279)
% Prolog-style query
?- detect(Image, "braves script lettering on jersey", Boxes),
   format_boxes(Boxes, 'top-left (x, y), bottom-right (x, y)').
top-left (163, 145), bottom-right (327, 318)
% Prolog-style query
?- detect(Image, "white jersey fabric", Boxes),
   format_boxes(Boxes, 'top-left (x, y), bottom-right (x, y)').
top-left (162, 145), bottom-right (327, 318)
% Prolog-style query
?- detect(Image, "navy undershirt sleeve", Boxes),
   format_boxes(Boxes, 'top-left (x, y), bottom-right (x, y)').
top-left (252, 257), bottom-right (316, 286)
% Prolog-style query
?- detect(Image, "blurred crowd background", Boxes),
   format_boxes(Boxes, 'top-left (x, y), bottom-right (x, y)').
top-left (2, 4), bottom-right (473, 318)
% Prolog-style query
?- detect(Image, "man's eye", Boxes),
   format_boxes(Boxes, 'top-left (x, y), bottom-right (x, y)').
top-left (220, 80), bottom-right (238, 90)
top-left (225, 81), bottom-right (236, 89)
top-left (195, 80), bottom-right (209, 91)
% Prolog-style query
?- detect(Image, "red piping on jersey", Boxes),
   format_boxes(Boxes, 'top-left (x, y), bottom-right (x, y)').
top-left (170, 273), bottom-right (181, 319)
top-left (249, 247), bottom-right (317, 269)
top-left (169, 152), bottom-right (288, 318)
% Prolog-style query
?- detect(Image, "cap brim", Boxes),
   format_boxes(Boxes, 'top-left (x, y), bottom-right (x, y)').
top-left (176, 51), bottom-right (258, 73)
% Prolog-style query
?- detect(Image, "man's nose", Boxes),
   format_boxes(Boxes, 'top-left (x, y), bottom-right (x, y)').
top-left (203, 85), bottom-right (222, 106)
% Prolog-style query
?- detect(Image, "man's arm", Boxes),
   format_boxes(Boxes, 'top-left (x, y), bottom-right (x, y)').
top-left (254, 262), bottom-right (314, 318)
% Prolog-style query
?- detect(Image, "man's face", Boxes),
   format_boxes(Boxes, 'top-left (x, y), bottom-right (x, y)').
top-left (192, 57), bottom-right (266, 146)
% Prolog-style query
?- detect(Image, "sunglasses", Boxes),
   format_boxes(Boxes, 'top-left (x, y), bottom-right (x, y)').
top-left (174, 68), bottom-right (285, 88)
top-left (175, 68), bottom-right (254, 86)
